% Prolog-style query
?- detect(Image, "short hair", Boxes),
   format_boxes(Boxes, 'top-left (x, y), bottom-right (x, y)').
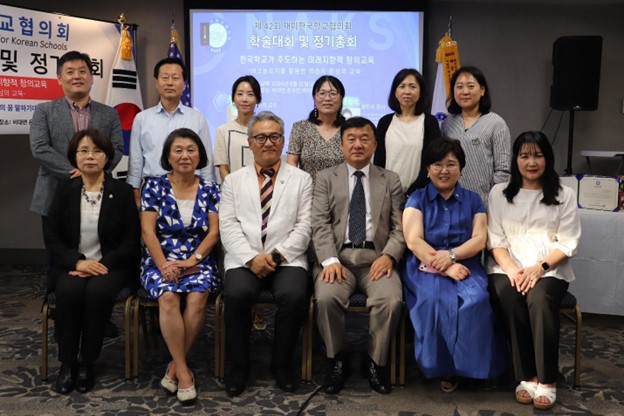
top-left (503, 131), bottom-right (561, 205)
top-left (57, 51), bottom-right (93, 76)
top-left (160, 128), bottom-right (208, 171)
top-left (422, 136), bottom-right (466, 170)
top-left (387, 68), bottom-right (428, 116)
top-left (307, 75), bottom-right (346, 127)
top-left (231, 75), bottom-right (262, 104)
top-left (339, 116), bottom-right (377, 142)
top-left (67, 128), bottom-right (115, 170)
top-left (447, 66), bottom-right (492, 115)
top-left (247, 111), bottom-right (285, 137)
top-left (153, 57), bottom-right (187, 81)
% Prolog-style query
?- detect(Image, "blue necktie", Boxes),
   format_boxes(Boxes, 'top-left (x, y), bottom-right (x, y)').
top-left (348, 171), bottom-right (366, 246)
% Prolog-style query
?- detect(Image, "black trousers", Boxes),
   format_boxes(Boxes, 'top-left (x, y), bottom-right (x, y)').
top-left (223, 266), bottom-right (308, 369)
top-left (55, 271), bottom-right (126, 365)
top-left (488, 273), bottom-right (568, 384)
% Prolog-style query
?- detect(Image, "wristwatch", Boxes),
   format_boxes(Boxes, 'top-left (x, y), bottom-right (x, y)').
top-left (448, 249), bottom-right (457, 264)
top-left (541, 262), bottom-right (550, 272)
top-left (194, 252), bottom-right (203, 262)
top-left (272, 251), bottom-right (283, 266)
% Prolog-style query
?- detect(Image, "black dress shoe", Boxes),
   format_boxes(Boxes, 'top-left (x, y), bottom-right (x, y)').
top-left (366, 359), bottom-right (391, 395)
top-left (275, 367), bottom-right (297, 393)
top-left (323, 358), bottom-right (349, 395)
top-left (76, 362), bottom-right (94, 393)
top-left (225, 366), bottom-right (248, 397)
top-left (55, 364), bottom-right (75, 395)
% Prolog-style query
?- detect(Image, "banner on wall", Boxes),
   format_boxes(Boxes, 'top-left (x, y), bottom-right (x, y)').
top-left (0, 4), bottom-right (129, 135)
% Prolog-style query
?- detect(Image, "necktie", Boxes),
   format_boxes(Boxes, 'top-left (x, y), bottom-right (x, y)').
top-left (260, 168), bottom-right (275, 245)
top-left (348, 171), bottom-right (366, 246)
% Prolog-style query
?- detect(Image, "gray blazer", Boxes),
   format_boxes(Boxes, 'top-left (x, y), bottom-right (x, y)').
top-left (29, 98), bottom-right (123, 216)
top-left (312, 162), bottom-right (406, 265)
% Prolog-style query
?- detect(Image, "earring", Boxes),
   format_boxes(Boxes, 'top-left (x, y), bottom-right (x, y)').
top-left (314, 107), bottom-right (319, 119)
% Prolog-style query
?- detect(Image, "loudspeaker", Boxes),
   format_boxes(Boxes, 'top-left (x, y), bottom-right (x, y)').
top-left (550, 36), bottom-right (602, 111)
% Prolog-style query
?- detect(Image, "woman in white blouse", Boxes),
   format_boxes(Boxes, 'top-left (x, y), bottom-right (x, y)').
top-left (487, 131), bottom-right (581, 411)
top-left (45, 129), bottom-right (140, 394)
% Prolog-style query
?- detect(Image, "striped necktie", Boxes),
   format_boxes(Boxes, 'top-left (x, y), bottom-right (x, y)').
top-left (260, 168), bottom-right (275, 245)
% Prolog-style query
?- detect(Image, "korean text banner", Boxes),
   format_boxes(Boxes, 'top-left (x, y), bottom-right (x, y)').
top-left (0, 4), bottom-right (120, 134)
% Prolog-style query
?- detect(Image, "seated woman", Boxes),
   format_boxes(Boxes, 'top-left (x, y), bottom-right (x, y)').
top-left (402, 137), bottom-right (507, 392)
top-left (140, 128), bottom-right (220, 405)
top-left (487, 131), bottom-right (581, 410)
top-left (44, 128), bottom-right (140, 394)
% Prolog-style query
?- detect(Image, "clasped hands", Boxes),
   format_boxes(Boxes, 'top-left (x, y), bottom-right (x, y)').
top-left (426, 250), bottom-right (470, 282)
top-left (159, 257), bottom-right (200, 283)
top-left (69, 259), bottom-right (108, 278)
top-left (508, 263), bottom-right (543, 295)
top-left (248, 254), bottom-right (277, 279)
top-left (320, 254), bottom-right (394, 284)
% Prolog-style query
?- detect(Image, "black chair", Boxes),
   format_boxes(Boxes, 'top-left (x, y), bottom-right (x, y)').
top-left (305, 292), bottom-right (406, 385)
top-left (560, 291), bottom-right (582, 388)
top-left (41, 287), bottom-right (134, 381)
top-left (214, 290), bottom-right (312, 381)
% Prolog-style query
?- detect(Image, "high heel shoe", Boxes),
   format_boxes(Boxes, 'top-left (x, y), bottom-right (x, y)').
top-left (176, 370), bottom-right (197, 405)
top-left (160, 361), bottom-right (178, 395)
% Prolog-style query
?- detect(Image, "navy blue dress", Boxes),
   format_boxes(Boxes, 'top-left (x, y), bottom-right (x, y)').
top-left (403, 183), bottom-right (507, 379)
top-left (140, 175), bottom-right (221, 298)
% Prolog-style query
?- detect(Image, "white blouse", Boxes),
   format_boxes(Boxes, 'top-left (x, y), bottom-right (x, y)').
top-left (385, 114), bottom-right (425, 193)
top-left (78, 192), bottom-right (102, 261)
top-left (486, 183), bottom-right (581, 282)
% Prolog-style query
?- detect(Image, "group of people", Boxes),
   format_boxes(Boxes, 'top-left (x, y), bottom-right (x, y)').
top-left (30, 50), bottom-right (581, 412)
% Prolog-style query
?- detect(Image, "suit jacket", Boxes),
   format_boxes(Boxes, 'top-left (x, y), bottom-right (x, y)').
top-left (312, 162), bottom-right (405, 265)
top-left (44, 174), bottom-right (140, 293)
top-left (219, 163), bottom-right (313, 272)
top-left (30, 98), bottom-right (123, 216)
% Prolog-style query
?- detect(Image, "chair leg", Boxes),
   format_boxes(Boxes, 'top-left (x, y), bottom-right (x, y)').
top-left (390, 325), bottom-right (397, 386)
top-left (399, 309), bottom-right (406, 387)
top-left (219, 301), bottom-right (226, 380)
top-left (124, 296), bottom-right (133, 380)
top-left (41, 302), bottom-right (49, 382)
top-left (573, 305), bottom-right (582, 388)
top-left (133, 298), bottom-right (140, 378)
top-left (140, 306), bottom-right (150, 350)
top-left (214, 294), bottom-right (224, 380)
top-left (304, 297), bottom-right (315, 382)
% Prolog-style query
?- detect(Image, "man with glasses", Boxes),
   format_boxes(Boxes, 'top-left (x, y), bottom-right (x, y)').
top-left (312, 116), bottom-right (405, 395)
top-left (30, 50), bottom-right (124, 294)
top-left (127, 57), bottom-right (215, 206)
top-left (219, 111), bottom-right (313, 396)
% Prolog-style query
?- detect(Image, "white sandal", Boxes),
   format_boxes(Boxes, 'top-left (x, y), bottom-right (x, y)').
top-left (515, 381), bottom-right (537, 404)
top-left (533, 384), bottom-right (557, 410)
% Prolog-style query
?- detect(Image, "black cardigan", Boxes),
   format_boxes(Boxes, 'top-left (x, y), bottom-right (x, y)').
top-left (374, 112), bottom-right (441, 195)
top-left (44, 174), bottom-right (141, 293)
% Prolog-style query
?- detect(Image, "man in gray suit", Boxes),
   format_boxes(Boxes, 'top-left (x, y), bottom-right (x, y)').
top-left (30, 50), bottom-right (123, 292)
top-left (312, 116), bottom-right (405, 395)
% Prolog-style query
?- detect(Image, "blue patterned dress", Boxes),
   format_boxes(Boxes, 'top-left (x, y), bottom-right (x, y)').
top-left (403, 183), bottom-right (507, 379)
top-left (140, 175), bottom-right (221, 298)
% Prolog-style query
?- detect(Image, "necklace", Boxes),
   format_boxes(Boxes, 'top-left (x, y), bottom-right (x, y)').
top-left (82, 185), bottom-right (104, 208)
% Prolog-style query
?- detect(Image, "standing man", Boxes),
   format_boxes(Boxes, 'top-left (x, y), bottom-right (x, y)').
top-left (30, 50), bottom-right (124, 293)
top-left (312, 116), bottom-right (405, 395)
top-left (127, 57), bottom-right (215, 205)
top-left (219, 111), bottom-right (312, 396)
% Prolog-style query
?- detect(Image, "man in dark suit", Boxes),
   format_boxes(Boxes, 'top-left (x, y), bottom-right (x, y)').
top-left (312, 116), bottom-right (405, 395)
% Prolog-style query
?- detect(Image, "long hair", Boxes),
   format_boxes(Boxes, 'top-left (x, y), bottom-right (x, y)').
top-left (503, 131), bottom-right (561, 205)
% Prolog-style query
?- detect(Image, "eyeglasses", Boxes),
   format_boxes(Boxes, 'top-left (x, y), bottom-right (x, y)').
top-left (251, 133), bottom-right (282, 144)
top-left (316, 90), bottom-right (340, 99)
top-left (431, 162), bottom-right (460, 172)
top-left (76, 149), bottom-right (105, 157)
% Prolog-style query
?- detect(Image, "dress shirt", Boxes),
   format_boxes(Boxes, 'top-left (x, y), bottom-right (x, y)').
top-left (127, 101), bottom-right (216, 188)
top-left (65, 97), bottom-right (91, 133)
top-left (322, 163), bottom-right (373, 267)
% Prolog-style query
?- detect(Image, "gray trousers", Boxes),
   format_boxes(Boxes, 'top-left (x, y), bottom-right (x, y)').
top-left (314, 248), bottom-right (402, 366)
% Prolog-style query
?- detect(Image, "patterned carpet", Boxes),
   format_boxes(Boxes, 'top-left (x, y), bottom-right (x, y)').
top-left (0, 264), bottom-right (623, 416)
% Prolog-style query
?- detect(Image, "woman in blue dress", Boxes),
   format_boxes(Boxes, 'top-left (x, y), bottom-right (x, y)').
top-left (141, 128), bottom-right (220, 405)
top-left (402, 137), bottom-right (507, 392)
